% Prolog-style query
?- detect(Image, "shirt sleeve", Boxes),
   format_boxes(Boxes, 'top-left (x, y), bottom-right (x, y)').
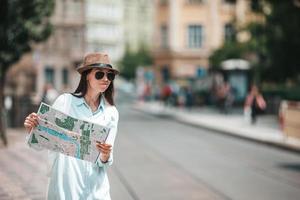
top-left (96, 107), bottom-right (119, 168)
top-left (52, 93), bottom-right (68, 111)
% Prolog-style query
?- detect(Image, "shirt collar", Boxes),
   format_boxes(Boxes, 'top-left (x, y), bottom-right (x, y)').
top-left (75, 95), bottom-right (105, 113)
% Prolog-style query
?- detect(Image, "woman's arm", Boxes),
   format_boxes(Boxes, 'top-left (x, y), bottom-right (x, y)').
top-left (96, 107), bottom-right (119, 168)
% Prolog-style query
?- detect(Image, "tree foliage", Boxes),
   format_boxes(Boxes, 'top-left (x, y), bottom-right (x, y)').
top-left (119, 45), bottom-right (153, 80)
top-left (0, 0), bottom-right (55, 78)
top-left (209, 41), bottom-right (246, 69)
top-left (262, 0), bottom-right (300, 82)
top-left (209, 0), bottom-right (300, 83)
top-left (0, 0), bottom-right (55, 141)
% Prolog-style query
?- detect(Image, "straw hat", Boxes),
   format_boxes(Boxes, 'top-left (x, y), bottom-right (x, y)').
top-left (77, 52), bottom-right (119, 74)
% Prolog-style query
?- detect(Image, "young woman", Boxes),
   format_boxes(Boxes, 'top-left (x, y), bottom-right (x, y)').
top-left (24, 52), bottom-right (119, 200)
top-left (244, 85), bottom-right (266, 124)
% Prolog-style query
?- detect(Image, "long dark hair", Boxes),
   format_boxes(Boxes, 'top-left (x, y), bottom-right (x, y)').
top-left (71, 69), bottom-right (115, 105)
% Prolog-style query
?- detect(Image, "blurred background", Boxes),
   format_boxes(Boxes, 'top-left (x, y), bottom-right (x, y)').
top-left (0, 0), bottom-right (300, 199)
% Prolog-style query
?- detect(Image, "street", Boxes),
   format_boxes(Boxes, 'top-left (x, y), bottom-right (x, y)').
top-left (111, 104), bottom-right (300, 200)
top-left (2, 0), bottom-right (300, 199)
top-left (0, 101), bottom-right (300, 199)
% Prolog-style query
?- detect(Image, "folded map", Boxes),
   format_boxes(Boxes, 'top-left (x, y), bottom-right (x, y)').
top-left (28, 102), bottom-right (110, 163)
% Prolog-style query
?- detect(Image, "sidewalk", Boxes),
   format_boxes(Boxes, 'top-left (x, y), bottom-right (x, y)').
top-left (0, 128), bottom-right (47, 200)
top-left (134, 101), bottom-right (300, 152)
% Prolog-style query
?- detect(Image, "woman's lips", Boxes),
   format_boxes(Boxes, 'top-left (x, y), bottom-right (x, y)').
top-left (100, 83), bottom-right (109, 86)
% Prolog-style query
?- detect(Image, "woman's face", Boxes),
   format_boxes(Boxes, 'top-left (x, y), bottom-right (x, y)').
top-left (86, 68), bottom-right (114, 93)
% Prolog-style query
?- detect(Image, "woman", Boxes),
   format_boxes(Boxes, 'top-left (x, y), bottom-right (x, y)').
top-left (244, 85), bottom-right (266, 124)
top-left (23, 52), bottom-right (119, 200)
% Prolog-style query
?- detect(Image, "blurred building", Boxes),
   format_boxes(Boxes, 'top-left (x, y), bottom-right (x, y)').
top-left (86, 0), bottom-right (124, 64)
top-left (7, 0), bottom-right (85, 97)
top-left (5, 0), bottom-right (86, 126)
top-left (123, 0), bottom-right (155, 52)
top-left (152, 0), bottom-right (252, 85)
top-left (35, 0), bottom-right (86, 95)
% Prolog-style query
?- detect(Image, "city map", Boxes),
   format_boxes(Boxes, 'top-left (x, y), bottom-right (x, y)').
top-left (28, 103), bottom-right (110, 163)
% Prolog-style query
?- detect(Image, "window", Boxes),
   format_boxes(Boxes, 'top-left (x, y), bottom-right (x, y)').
top-left (224, 24), bottom-right (235, 42)
top-left (62, 0), bottom-right (67, 18)
top-left (223, 0), bottom-right (236, 4)
top-left (188, 25), bottom-right (203, 48)
top-left (160, 0), bottom-right (168, 6)
top-left (71, 29), bottom-right (81, 49)
top-left (45, 67), bottom-right (55, 85)
top-left (62, 68), bottom-right (69, 85)
top-left (197, 67), bottom-right (207, 78)
top-left (161, 25), bottom-right (168, 48)
top-left (67, 0), bottom-right (81, 18)
top-left (186, 0), bottom-right (204, 4)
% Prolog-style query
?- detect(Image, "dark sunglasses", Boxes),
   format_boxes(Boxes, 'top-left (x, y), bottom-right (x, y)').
top-left (95, 71), bottom-right (115, 81)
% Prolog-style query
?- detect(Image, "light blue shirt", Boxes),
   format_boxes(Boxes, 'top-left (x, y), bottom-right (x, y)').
top-left (40, 93), bottom-right (119, 200)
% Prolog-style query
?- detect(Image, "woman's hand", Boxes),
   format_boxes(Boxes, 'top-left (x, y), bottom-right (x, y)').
top-left (24, 112), bottom-right (39, 133)
top-left (96, 142), bottom-right (112, 163)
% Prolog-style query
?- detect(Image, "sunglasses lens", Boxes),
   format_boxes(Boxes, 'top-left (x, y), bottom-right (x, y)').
top-left (95, 71), bottom-right (115, 81)
top-left (95, 72), bottom-right (104, 80)
top-left (107, 73), bottom-right (115, 81)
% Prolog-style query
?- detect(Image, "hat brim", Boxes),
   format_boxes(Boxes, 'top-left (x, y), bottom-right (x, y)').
top-left (77, 64), bottom-right (120, 75)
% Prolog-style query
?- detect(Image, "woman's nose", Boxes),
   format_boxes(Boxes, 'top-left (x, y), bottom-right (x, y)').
top-left (103, 74), bottom-right (109, 81)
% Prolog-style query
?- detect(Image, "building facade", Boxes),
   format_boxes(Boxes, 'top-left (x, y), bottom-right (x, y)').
top-left (123, 0), bottom-right (155, 53)
top-left (152, 0), bottom-right (251, 85)
top-left (86, 0), bottom-right (124, 64)
top-left (35, 0), bottom-right (86, 95)
top-left (6, 0), bottom-right (86, 98)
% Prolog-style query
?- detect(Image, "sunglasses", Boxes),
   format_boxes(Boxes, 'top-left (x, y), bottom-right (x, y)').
top-left (95, 71), bottom-right (115, 81)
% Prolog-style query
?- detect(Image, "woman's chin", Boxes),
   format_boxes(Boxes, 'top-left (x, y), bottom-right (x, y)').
top-left (98, 86), bottom-right (109, 93)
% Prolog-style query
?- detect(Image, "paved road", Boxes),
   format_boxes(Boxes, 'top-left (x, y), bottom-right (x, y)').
top-left (1, 102), bottom-right (300, 199)
top-left (111, 103), bottom-right (300, 200)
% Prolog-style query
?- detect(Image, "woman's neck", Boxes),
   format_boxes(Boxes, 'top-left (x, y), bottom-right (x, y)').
top-left (84, 90), bottom-right (101, 112)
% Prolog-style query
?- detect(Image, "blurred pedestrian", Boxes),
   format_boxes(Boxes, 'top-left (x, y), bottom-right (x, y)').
top-left (244, 85), bottom-right (266, 124)
top-left (143, 83), bottom-right (152, 101)
top-left (24, 52), bottom-right (120, 200)
top-left (224, 82), bottom-right (235, 113)
top-left (178, 87), bottom-right (186, 108)
top-left (216, 82), bottom-right (234, 113)
top-left (184, 86), bottom-right (194, 109)
top-left (161, 83), bottom-right (172, 106)
top-left (41, 83), bottom-right (59, 105)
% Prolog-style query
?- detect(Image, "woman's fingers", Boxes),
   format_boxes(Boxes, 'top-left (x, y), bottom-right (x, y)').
top-left (29, 113), bottom-right (39, 124)
top-left (96, 142), bottom-right (111, 162)
top-left (96, 143), bottom-right (112, 154)
top-left (25, 118), bottom-right (38, 127)
top-left (96, 148), bottom-right (110, 155)
top-left (26, 117), bottom-right (37, 125)
top-left (97, 144), bottom-right (112, 151)
top-left (24, 121), bottom-right (34, 133)
top-left (24, 112), bottom-right (39, 132)
top-left (96, 142), bottom-right (111, 148)
top-left (25, 121), bottom-right (36, 129)
top-left (30, 112), bottom-right (38, 117)
top-left (98, 149), bottom-right (110, 154)
top-left (24, 122), bottom-right (32, 129)
top-left (24, 119), bottom-right (33, 127)
top-left (96, 145), bottom-right (111, 153)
